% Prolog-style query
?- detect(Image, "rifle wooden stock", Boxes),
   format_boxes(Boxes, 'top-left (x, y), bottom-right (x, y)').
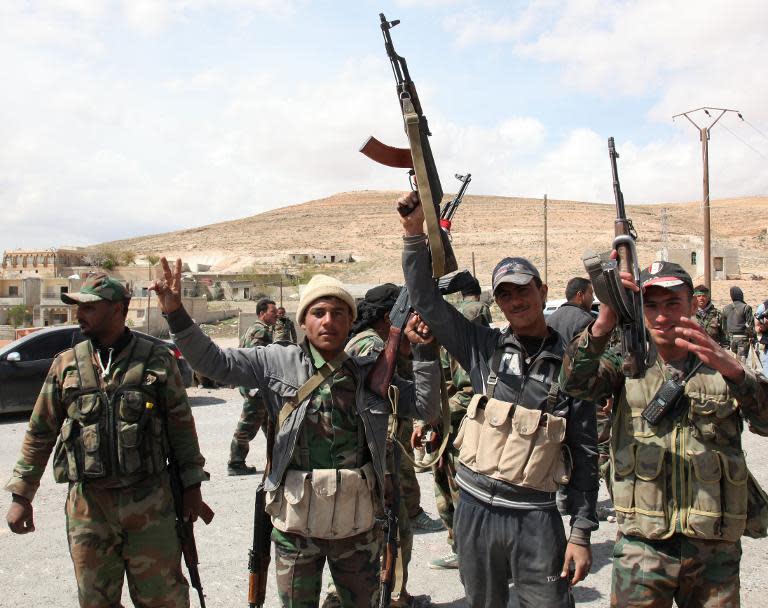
top-left (360, 136), bottom-right (413, 169)
top-left (367, 325), bottom-right (404, 398)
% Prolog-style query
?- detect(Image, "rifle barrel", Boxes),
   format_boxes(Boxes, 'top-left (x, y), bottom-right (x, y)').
top-left (608, 137), bottom-right (626, 220)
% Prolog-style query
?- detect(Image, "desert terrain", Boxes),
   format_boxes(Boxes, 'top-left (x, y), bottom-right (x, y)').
top-left (106, 191), bottom-right (768, 307)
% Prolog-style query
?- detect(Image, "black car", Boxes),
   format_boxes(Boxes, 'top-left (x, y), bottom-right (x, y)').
top-left (0, 326), bottom-right (194, 414)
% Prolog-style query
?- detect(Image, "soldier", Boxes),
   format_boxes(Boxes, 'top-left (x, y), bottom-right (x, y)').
top-left (274, 306), bottom-right (298, 343)
top-left (560, 260), bottom-right (768, 607)
top-left (5, 273), bottom-right (209, 608)
top-left (152, 261), bottom-right (441, 608)
top-left (456, 277), bottom-right (493, 327)
top-left (722, 286), bottom-right (755, 362)
top-left (397, 192), bottom-right (598, 608)
top-left (228, 298), bottom-right (277, 475)
top-left (692, 284), bottom-right (727, 346)
top-left (429, 293), bottom-right (491, 570)
top-left (546, 277), bottom-right (595, 342)
top-left (343, 283), bottom-right (438, 607)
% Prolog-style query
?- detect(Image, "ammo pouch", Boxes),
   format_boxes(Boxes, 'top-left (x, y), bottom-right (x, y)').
top-left (265, 463), bottom-right (377, 539)
top-left (52, 338), bottom-right (166, 483)
top-left (454, 394), bottom-right (571, 492)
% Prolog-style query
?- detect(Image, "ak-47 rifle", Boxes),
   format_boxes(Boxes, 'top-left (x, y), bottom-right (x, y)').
top-left (439, 173), bottom-right (472, 232)
top-left (582, 137), bottom-right (652, 378)
top-left (167, 450), bottom-right (214, 608)
top-left (379, 438), bottom-right (401, 608)
top-left (247, 419), bottom-right (275, 608)
top-left (360, 13), bottom-right (458, 278)
top-left (366, 270), bottom-right (478, 398)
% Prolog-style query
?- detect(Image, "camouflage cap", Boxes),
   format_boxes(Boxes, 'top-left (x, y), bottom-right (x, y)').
top-left (61, 273), bottom-right (130, 304)
top-left (492, 257), bottom-right (541, 292)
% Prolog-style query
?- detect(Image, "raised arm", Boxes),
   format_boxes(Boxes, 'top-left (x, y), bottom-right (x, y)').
top-left (399, 192), bottom-right (494, 371)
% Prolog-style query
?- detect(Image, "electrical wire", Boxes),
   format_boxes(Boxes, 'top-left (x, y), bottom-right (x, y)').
top-left (742, 118), bottom-right (768, 143)
top-left (719, 123), bottom-right (768, 161)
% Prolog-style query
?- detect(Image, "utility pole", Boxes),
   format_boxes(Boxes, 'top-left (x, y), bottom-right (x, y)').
top-left (660, 207), bottom-right (669, 254)
top-left (543, 194), bottom-right (548, 284)
top-left (471, 251), bottom-right (476, 278)
top-left (672, 106), bottom-right (742, 289)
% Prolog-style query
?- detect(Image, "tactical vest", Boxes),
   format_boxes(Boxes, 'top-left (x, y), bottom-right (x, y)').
top-left (52, 338), bottom-right (168, 483)
top-left (453, 347), bottom-right (571, 492)
top-left (723, 301), bottom-right (750, 335)
top-left (611, 359), bottom-right (749, 542)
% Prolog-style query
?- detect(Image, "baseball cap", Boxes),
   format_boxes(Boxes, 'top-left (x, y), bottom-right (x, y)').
top-left (639, 261), bottom-right (693, 293)
top-left (61, 273), bottom-right (130, 304)
top-left (492, 257), bottom-right (541, 292)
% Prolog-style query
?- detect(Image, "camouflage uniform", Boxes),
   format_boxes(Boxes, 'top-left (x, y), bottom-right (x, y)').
top-left (560, 327), bottom-right (768, 607)
top-left (694, 303), bottom-right (727, 346)
top-left (229, 320), bottom-right (272, 467)
top-left (433, 297), bottom-right (491, 552)
top-left (5, 333), bottom-right (208, 608)
top-left (273, 342), bottom-right (382, 608)
top-left (345, 329), bottom-right (417, 604)
top-left (274, 315), bottom-right (298, 344)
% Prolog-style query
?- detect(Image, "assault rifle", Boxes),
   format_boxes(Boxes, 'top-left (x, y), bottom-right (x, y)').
top-left (168, 454), bottom-right (215, 608)
top-left (367, 270), bottom-right (477, 398)
top-left (379, 445), bottom-right (401, 608)
top-left (248, 420), bottom-right (275, 608)
top-left (583, 137), bottom-right (652, 378)
top-left (439, 173), bottom-right (472, 233)
top-left (360, 13), bottom-right (458, 278)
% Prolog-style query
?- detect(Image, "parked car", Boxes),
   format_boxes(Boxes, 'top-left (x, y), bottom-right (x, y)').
top-left (0, 325), bottom-right (194, 414)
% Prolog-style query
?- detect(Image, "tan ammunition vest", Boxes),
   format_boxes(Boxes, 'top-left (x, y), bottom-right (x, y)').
top-left (52, 338), bottom-right (167, 483)
top-left (611, 359), bottom-right (751, 542)
top-left (453, 348), bottom-right (571, 492)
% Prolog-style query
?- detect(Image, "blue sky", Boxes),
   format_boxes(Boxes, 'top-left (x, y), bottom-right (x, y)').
top-left (2, 0), bottom-right (767, 251)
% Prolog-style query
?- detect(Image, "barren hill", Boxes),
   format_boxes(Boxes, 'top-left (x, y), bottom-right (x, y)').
top-left (106, 191), bottom-right (768, 307)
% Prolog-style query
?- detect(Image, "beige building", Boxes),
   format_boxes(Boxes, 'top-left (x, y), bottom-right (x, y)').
top-left (0, 276), bottom-right (84, 327)
top-left (658, 242), bottom-right (741, 282)
top-left (1, 248), bottom-right (87, 279)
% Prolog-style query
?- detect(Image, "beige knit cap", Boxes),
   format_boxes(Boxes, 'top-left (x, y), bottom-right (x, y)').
top-left (297, 274), bottom-right (357, 323)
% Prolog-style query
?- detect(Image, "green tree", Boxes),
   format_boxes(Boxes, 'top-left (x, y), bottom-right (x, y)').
top-left (8, 304), bottom-right (29, 328)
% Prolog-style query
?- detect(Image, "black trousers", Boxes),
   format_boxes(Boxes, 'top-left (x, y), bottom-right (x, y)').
top-left (454, 490), bottom-right (574, 608)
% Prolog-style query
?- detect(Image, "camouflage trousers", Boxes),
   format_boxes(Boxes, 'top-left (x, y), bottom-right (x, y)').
top-left (432, 416), bottom-right (461, 551)
top-left (229, 395), bottom-right (268, 465)
top-left (611, 532), bottom-right (742, 607)
top-left (272, 526), bottom-right (381, 608)
top-left (65, 474), bottom-right (189, 608)
top-left (393, 419), bottom-right (416, 599)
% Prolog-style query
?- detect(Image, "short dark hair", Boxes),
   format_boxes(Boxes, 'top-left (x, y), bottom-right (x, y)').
top-left (256, 298), bottom-right (276, 316)
top-left (565, 277), bottom-right (591, 301)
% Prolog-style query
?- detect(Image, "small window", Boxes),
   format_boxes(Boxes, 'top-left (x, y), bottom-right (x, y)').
top-left (136, 309), bottom-right (145, 319)
top-left (691, 252), bottom-right (697, 265)
top-left (714, 257), bottom-right (724, 272)
top-left (9, 286), bottom-right (19, 296)
top-left (243, 288), bottom-right (250, 299)
top-left (60, 286), bottom-right (68, 294)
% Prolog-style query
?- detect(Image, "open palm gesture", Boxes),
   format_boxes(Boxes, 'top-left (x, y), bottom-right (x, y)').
top-left (149, 257), bottom-right (183, 314)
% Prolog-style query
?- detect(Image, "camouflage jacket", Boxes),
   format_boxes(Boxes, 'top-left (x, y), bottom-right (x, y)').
top-left (457, 299), bottom-right (493, 327)
top-left (166, 308), bottom-right (441, 504)
top-left (5, 332), bottom-right (208, 501)
top-left (694, 304), bottom-right (727, 346)
top-left (559, 328), bottom-right (768, 542)
top-left (273, 316), bottom-right (297, 343)
top-left (240, 320), bottom-right (273, 399)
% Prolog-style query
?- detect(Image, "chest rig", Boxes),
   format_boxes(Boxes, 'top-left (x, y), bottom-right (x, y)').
top-left (52, 337), bottom-right (168, 483)
top-left (453, 346), bottom-right (571, 492)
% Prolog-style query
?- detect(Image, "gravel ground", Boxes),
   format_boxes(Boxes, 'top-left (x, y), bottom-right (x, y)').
top-left (1, 358), bottom-right (767, 607)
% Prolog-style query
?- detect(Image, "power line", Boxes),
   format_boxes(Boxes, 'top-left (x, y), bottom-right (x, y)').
top-left (719, 123), bottom-right (768, 161)
top-left (742, 117), bottom-right (768, 143)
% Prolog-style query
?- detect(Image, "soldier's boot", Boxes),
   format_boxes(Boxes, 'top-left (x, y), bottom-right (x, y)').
top-left (409, 510), bottom-right (444, 533)
top-left (227, 462), bottom-right (258, 476)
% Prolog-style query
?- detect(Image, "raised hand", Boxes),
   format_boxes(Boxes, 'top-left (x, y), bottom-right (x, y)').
top-left (404, 312), bottom-right (434, 345)
top-left (674, 316), bottom-right (745, 383)
top-left (397, 191), bottom-right (425, 237)
top-left (592, 250), bottom-right (640, 338)
top-left (149, 257), bottom-right (183, 314)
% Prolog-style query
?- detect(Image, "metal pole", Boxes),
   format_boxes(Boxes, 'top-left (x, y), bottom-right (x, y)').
top-left (471, 251), bottom-right (476, 278)
top-left (701, 127), bottom-right (711, 289)
top-left (543, 194), bottom-right (548, 284)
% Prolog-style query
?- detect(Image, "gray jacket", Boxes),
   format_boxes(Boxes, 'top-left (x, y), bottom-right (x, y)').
top-left (546, 302), bottom-right (594, 343)
top-left (402, 235), bottom-right (598, 537)
top-left (166, 308), bottom-right (440, 500)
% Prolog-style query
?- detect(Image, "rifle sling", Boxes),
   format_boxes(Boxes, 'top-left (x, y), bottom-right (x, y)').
top-left (277, 351), bottom-right (350, 428)
top-left (403, 98), bottom-right (447, 279)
